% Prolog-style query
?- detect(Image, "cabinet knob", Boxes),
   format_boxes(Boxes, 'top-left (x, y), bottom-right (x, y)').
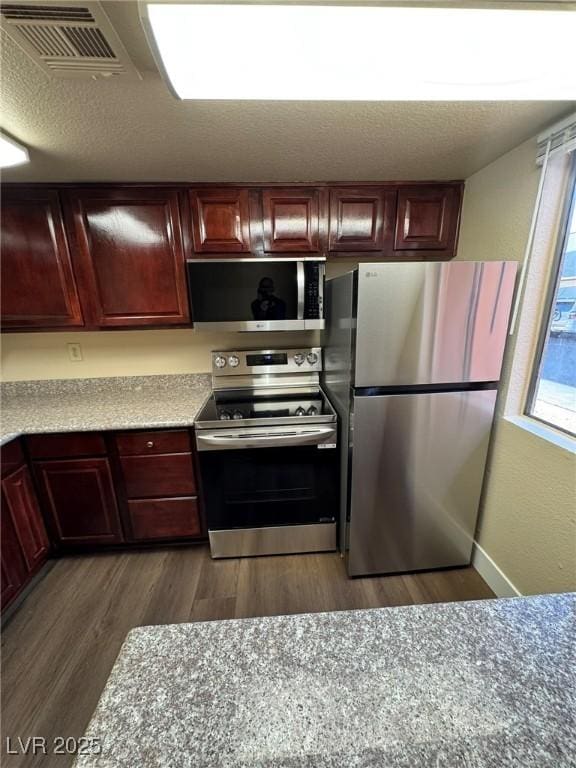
top-left (146, 441), bottom-right (154, 448)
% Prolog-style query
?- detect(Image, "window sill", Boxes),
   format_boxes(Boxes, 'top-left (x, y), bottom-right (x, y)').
top-left (504, 413), bottom-right (576, 454)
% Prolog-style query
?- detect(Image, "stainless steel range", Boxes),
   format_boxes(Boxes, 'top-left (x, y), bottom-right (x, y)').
top-left (194, 348), bottom-right (338, 559)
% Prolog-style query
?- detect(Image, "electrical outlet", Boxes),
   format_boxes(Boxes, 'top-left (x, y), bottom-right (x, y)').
top-left (67, 343), bottom-right (83, 362)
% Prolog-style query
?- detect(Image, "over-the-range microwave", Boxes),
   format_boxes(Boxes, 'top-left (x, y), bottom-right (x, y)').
top-left (186, 258), bottom-right (325, 331)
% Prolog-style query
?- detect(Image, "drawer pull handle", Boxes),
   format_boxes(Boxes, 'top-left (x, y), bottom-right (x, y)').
top-left (146, 441), bottom-right (154, 448)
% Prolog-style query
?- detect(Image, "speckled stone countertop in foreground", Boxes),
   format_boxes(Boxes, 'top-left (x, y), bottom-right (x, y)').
top-left (74, 593), bottom-right (575, 768)
top-left (0, 374), bottom-right (211, 444)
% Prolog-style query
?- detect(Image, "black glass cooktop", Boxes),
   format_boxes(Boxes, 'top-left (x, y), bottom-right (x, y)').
top-left (196, 390), bottom-right (334, 424)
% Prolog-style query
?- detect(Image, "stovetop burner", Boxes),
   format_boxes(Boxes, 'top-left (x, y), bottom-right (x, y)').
top-left (195, 389), bottom-right (335, 428)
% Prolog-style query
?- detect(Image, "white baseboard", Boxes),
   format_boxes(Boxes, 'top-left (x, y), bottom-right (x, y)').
top-left (472, 542), bottom-right (521, 598)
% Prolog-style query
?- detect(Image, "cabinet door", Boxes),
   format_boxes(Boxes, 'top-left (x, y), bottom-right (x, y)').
top-left (1, 188), bottom-right (83, 329)
top-left (1, 508), bottom-right (27, 611)
top-left (263, 188), bottom-right (322, 253)
top-left (34, 458), bottom-right (123, 548)
top-left (329, 188), bottom-right (395, 253)
top-left (2, 465), bottom-right (49, 573)
top-left (64, 188), bottom-right (189, 327)
top-left (189, 189), bottom-right (251, 253)
top-left (394, 185), bottom-right (462, 253)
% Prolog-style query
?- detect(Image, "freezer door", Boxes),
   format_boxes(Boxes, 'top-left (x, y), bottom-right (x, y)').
top-left (348, 388), bottom-right (497, 576)
top-left (355, 261), bottom-right (516, 387)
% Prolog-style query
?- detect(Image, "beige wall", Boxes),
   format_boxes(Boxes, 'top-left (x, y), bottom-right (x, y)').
top-left (455, 138), bottom-right (540, 265)
top-left (0, 330), bottom-right (319, 381)
top-left (456, 137), bottom-right (576, 596)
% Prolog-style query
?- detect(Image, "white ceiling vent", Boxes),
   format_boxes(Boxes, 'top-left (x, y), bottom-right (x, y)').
top-left (0, 1), bottom-right (141, 80)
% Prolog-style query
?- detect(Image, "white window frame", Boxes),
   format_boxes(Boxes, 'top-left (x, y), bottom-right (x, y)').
top-left (503, 149), bottom-right (576, 455)
top-left (525, 155), bottom-right (576, 438)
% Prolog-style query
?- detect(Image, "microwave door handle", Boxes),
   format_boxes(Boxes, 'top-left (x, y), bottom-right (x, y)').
top-left (196, 428), bottom-right (335, 450)
top-left (296, 261), bottom-right (305, 320)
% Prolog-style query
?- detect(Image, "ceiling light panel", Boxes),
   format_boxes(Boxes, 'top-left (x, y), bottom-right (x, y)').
top-left (143, 4), bottom-right (576, 101)
top-left (0, 134), bottom-right (29, 168)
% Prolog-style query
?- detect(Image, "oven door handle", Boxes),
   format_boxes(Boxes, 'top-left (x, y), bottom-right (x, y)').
top-left (196, 427), bottom-right (336, 451)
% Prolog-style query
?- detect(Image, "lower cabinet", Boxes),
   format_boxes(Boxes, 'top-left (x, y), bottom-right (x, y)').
top-left (1, 445), bottom-right (50, 612)
top-left (115, 429), bottom-right (202, 542)
top-left (22, 429), bottom-right (203, 553)
top-left (1, 506), bottom-right (28, 611)
top-left (34, 457), bottom-right (123, 549)
top-left (1, 429), bottom-right (204, 612)
top-left (2, 465), bottom-right (50, 571)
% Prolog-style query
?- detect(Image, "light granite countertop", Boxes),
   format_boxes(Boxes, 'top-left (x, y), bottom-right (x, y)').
top-left (74, 593), bottom-right (575, 768)
top-left (0, 374), bottom-right (212, 445)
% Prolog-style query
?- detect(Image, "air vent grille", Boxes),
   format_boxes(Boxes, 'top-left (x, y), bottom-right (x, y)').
top-left (63, 26), bottom-right (113, 57)
top-left (0, 4), bottom-right (94, 22)
top-left (0, 1), bottom-right (141, 80)
top-left (16, 23), bottom-right (113, 57)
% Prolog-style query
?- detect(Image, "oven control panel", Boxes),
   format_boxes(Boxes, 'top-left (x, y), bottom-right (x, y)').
top-left (212, 348), bottom-right (322, 375)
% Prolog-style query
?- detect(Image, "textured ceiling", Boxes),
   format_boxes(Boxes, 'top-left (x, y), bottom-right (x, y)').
top-left (1, 1), bottom-right (574, 183)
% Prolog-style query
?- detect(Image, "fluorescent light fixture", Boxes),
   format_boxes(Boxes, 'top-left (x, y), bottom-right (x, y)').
top-left (0, 134), bottom-right (29, 168)
top-left (143, 4), bottom-right (576, 101)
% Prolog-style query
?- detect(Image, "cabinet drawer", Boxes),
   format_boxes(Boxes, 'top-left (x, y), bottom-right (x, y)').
top-left (27, 432), bottom-right (106, 459)
top-left (120, 453), bottom-right (196, 498)
top-left (127, 497), bottom-right (201, 541)
top-left (115, 430), bottom-right (190, 456)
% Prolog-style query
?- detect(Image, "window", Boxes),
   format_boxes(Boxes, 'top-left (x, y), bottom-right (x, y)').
top-left (527, 163), bottom-right (576, 437)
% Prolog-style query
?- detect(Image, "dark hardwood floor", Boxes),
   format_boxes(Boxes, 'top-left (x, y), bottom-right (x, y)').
top-left (1, 545), bottom-right (494, 766)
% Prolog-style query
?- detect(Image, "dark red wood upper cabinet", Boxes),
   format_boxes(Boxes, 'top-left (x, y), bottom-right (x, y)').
top-left (64, 188), bottom-right (189, 327)
top-left (2, 465), bottom-right (49, 573)
top-left (34, 457), bottom-right (123, 548)
top-left (394, 185), bottom-right (462, 253)
top-left (189, 189), bottom-right (251, 253)
top-left (0, 188), bottom-right (84, 329)
top-left (329, 187), bottom-right (396, 253)
top-left (262, 188), bottom-right (323, 253)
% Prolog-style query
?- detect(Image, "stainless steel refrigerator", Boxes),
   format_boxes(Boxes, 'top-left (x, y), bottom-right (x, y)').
top-left (323, 261), bottom-right (517, 577)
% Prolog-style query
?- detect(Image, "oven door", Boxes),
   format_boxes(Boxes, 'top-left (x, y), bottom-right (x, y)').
top-left (197, 427), bottom-right (338, 557)
top-left (187, 259), bottom-right (324, 331)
